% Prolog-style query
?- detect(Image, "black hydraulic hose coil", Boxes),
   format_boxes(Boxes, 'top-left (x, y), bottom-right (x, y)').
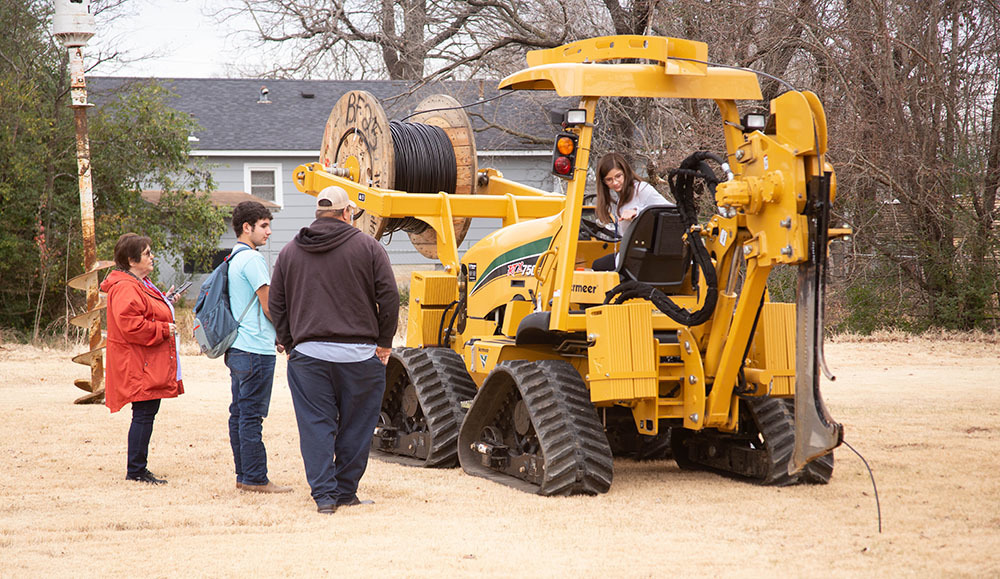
top-left (383, 120), bottom-right (458, 235)
top-left (604, 151), bottom-right (722, 326)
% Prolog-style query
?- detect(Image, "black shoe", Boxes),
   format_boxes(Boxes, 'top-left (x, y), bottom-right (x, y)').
top-left (316, 503), bottom-right (337, 515)
top-left (126, 469), bottom-right (167, 485)
top-left (337, 497), bottom-right (374, 507)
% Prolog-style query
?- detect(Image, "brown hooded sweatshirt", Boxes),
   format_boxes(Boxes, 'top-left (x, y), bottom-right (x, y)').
top-left (269, 217), bottom-right (399, 350)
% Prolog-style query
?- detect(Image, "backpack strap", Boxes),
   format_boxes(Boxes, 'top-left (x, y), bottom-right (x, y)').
top-left (235, 294), bottom-right (258, 323)
top-left (229, 243), bottom-right (260, 323)
top-left (227, 243), bottom-right (252, 261)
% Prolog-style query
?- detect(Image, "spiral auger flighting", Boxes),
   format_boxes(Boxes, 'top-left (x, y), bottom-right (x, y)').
top-left (458, 360), bottom-right (614, 496)
top-left (67, 260), bottom-right (114, 404)
top-left (372, 347), bottom-right (478, 467)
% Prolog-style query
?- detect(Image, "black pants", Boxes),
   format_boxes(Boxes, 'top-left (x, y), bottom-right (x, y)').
top-left (593, 253), bottom-right (617, 271)
top-left (127, 399), bottom-right (161, 477)
top-left (286, 351), bottom-right (386, 507)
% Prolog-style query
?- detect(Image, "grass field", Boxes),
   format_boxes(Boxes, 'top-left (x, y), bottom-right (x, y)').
top-left (2, 335), bottom-right (998, 577)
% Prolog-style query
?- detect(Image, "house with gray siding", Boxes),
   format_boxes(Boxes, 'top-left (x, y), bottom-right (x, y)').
top-left (90, 77), bottom-right (568, 285)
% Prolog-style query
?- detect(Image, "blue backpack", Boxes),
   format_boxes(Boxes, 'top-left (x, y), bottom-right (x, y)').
top-left (192, 245), bottom-right (257, 358)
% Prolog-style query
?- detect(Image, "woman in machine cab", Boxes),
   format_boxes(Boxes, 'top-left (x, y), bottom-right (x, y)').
top-left (592, 152), bottom-right (672, 271)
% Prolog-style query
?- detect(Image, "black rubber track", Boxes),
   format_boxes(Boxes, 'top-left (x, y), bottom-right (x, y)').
top-left (744, 396), bottom-right (800, 486)
top-left (373, 347), bottom-right (478, 468)
top-left (604, 406), bottom-right (673, 461)
top-left (669, 396), bottom-right (798, 485)
top-left (458, 360), bottom-right (614, 496)
top-left (782, 399), bottom-right (834, 484)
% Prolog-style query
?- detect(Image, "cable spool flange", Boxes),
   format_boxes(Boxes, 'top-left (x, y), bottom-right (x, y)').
top-left (407, 94), bottom-right (478, 258)
top-left (320, 91), bottom-right (478, 258)
top-left (321, 91), bottom-right (394, 240)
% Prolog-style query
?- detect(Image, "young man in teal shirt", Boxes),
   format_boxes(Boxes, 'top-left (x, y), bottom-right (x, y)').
top-left (226, 201), bottom-right (291, 493)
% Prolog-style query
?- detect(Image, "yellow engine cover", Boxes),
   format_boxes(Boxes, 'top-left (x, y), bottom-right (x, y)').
top-left (406, 271), bottom-right (457, 348)
top-left (745, 302), bottom-right (796, 396)
top-left (585, 301), bottom-right (658, 403)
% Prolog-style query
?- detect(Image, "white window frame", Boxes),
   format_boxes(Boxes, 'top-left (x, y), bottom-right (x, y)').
top-left (243, 163), bottom-right (284, 207)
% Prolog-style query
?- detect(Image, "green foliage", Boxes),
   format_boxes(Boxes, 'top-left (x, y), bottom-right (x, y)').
top-left (0, 1), bottom-right (226, 339)
top-left (765, 266), bottom-right (796, 304)
top-left (0, 0), bottom-right (74, 334)
top-left (89, 81), bottom-right (227, 276)
top-left (833, 281), bottom-right (905, 335)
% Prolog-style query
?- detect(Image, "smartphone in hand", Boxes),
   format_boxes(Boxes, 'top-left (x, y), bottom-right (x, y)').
top-left (166, 280), bottom-right (193, 301)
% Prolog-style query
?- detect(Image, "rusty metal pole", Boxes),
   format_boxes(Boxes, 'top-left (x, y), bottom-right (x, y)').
top-left (54, 1), bottom-right (107, 403)
top-left (65, 45), bottom-right (111, 404)
top-left (69, 47), bottom-right (97, 273)
top-left (70, 47), bottom-right (97, 272)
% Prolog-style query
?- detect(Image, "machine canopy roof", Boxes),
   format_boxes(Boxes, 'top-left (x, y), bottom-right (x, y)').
top-left (498, 35), bottom-right (762, 101)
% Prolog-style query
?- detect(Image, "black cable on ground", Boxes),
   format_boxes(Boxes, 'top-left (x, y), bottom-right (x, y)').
top-left (843, 440), bottom-right (882, 534)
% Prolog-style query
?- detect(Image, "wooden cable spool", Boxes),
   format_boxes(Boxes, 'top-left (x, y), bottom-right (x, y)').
top-left (319, 91), bottom-right (478, 259)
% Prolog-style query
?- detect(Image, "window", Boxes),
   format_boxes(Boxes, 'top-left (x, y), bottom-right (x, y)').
top-left (251, 170), bottom-right (275, 199)
top-left (183, 249), bottom-right (231, 274)
top-left (244, 164), bottom-right (283, 206)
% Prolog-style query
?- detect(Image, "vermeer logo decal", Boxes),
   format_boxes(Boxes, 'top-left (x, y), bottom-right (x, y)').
top-left (506, 261), bottom-right (536, 277)
top-left (571, 284), bottom-right (598, 294)
top-left (472, 237), bottom-right (552, 295)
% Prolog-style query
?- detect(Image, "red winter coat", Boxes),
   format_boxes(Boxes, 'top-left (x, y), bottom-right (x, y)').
top-left (100, 270), bottom-right (184, 413)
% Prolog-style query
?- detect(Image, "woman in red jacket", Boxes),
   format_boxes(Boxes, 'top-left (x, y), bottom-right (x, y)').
top-left (100, 233), bottom-right (184, 484)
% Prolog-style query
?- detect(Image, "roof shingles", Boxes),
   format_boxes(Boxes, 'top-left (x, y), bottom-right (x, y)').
top-left (90, 78), bottom-right (565, 152)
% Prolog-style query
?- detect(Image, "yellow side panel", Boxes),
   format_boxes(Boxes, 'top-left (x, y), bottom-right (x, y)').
top-left (406, 307), bottom-right (448, 348)
top-left (569, 270), bottom-right (619, 305)
top-left (746, 302), bottom-right (796, 396)
top-left (406, 271), bottom-right (457, 348)
top-left (501, 299), bottom-right (534, 337)
top-left (411, 271), bottom-right (456, 306)
top-left (586, 302), bottom-right (657, 403)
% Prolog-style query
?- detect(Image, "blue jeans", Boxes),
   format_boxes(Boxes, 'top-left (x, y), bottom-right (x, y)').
top-left (286, 350), bottom-right (385, 507)
top-left (225, 349), bottom-right (276, 486)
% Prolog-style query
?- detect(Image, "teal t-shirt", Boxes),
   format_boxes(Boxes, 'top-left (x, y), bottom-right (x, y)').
top-left (228, 244), bottom-right (277, 355)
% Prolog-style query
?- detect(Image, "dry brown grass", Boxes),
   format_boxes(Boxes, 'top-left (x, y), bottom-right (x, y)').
top-left (2, 337), bottom-right (999, 577)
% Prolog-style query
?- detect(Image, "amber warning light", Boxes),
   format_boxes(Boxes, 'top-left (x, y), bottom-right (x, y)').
top-left (552, 133), bottom-right (578, 179)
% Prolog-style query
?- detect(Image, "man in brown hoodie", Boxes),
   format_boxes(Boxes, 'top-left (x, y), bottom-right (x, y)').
top-left (269, 185), bottom-right (399, 514)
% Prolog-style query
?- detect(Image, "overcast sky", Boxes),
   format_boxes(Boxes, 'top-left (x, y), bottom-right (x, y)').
top-left (88, 0), bottom-right (259, 78)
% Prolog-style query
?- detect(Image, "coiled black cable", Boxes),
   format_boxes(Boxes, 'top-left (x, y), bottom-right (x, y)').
top-left (382, 120), bottom-right (457, 235)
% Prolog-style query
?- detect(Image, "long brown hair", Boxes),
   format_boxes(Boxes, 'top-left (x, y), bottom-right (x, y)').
top-left (595, 152), bottom-right (638, 225)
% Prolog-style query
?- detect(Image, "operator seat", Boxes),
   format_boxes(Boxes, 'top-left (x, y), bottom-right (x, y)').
top-left (516, 206), bottom-right (691, 346)
top-left (616, 205), bottom-right (691, 292)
